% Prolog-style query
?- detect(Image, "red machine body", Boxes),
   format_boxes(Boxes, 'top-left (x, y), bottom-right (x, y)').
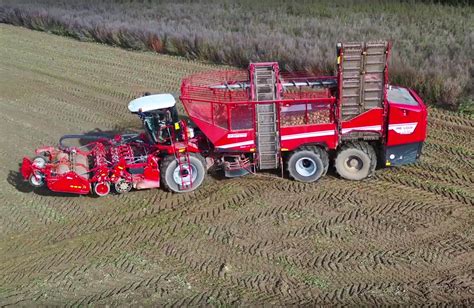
top-left (21, 41), bottom-right (428, 196)
top-left (181, 42), bottom-right (427, 171)
top-left (20, 120), bottom-right (203, 196)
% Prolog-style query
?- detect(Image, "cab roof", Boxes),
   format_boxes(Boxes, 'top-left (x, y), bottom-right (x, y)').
top-left (128, 94), bottom-right (176, 113)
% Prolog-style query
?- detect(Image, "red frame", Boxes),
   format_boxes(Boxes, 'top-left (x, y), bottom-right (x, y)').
top-left (181, 68), bottom-right (339, 152)
top-left (21, 46), bottom-right (428, 196)
top-left (20, 119), bottom-right (201, 195)
top-left (181, 59), bottom-right (427, 155)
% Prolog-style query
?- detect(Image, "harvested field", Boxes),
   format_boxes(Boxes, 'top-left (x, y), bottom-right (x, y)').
top-left (0, 25), bottom-right (473, 306)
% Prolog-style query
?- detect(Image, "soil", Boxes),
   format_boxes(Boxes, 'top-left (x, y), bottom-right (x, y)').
top-left (0, 24), bottom-right (473, 306)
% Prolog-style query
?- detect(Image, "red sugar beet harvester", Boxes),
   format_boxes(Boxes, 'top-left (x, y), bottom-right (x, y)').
top-left (21, 41), bottom-right (427, 196)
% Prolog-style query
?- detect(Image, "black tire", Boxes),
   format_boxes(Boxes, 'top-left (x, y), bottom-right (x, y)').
top-left (286, 146), bottom-right (329, 183)
top-left (29, 172), bottom-right (45, 187)
top-left (114, 179), bottom-right (132, 194)
top-left (161, 153), bottom-right (206, 193)
top-left (335, 141), bottom-right (377, 180)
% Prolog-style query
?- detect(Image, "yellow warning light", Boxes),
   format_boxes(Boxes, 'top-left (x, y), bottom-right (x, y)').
top-left (337, 56), bottom-right (341, 64)
top-left (174, 122), bottom-right (180, 130)
top-left (250, 148), bottom-right (255, 152)
top-left (385, 160), bottom-right (391, 166)
top-left (179, 148), bottom-right (186, 153)
top-left (281, 148), bottom-right (289, 151)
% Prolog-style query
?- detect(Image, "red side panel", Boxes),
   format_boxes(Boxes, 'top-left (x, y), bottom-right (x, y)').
top-left (214, 131), bottom-right (255, 152)
top-left (340, 108), bottom-right (384, 136)
top-left (188, 117), bottom-right (228, 145)
top-left (20, 157), bottom-right (33, 180)
top-left (280, 123), bottom-right (337, 151)
top-left (387, 88), bottom-right (427, 146)
top-left (47, 172), bottom-right (90, 194)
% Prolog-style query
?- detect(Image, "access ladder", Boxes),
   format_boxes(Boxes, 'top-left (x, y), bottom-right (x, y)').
top-left (251, 63), bottom-right (280, 170)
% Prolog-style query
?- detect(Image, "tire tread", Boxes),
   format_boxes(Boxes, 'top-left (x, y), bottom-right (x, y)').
top-left (337, 141), bottom-right (377, 179)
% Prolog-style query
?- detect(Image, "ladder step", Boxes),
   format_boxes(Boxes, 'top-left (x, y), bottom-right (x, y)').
top-left (344, 55), bottom-right (362, 60)
top-left (365, 52), bottom-right (385, 55)
top-left (260, 163), bottom-right (278, 167)
top-left (259, 153), bottom-right (278, 157)
top-left (259, 156), bottom-right (277, 160)
top-left (259, 159), bottom-right (278, 162)
top-left (365, 69), bottom-right (384, 73)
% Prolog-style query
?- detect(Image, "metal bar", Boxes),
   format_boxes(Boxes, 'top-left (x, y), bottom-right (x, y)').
top-left (208, 79), bottom-right (337, 90)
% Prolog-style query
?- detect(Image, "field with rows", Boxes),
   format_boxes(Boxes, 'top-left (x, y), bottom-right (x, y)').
top-left (0, 25), bottom-right (473, 305)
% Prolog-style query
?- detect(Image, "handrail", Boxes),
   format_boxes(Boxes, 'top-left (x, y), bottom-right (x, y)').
top-left (180, 96), bottom-right (336, 105)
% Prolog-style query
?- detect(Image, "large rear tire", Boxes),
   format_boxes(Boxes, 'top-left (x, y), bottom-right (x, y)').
top-left (335, 142), bottom-right (376, 180)
top-left (161, 153), bottom-right (206, 193)
top-left (287, 146), bottom-right (328, 183)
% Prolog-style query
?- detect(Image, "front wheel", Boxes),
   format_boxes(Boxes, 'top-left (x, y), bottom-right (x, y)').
top-left (29, 172), bottom-right (45, 187)
top-left (161, 153), bottom-right (206, 193)
top-left (335, 142), bottom-right (377, 180)
top-left (94, 182), bottom-right (111, 197)
top-left (114, 179), bottom-right (132, 194)
top-left (32, 156), bottom-right (48, 168)
top-left (287, 146), bottom-right (328, 183)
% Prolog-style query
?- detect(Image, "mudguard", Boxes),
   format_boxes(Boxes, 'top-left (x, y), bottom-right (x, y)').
top-left (20, 157), bottom-right (33, 180)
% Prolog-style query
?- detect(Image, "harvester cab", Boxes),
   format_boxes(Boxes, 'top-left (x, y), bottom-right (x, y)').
top-left (128, 93), bottom-right (182, 144)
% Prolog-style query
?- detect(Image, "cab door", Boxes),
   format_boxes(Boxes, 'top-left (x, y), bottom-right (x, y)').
top-left (385, 87), bottom-right (427, 166)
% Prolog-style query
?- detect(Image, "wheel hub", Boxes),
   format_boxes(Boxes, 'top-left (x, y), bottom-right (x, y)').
top-left (295, 157), bottom-right (317, 177)
top-left (173, 164), bottom-right (197, 186)
top-left (115, 179), bottom-right (132, 193)
top-left (346, 156), bottom-right (363, 172)
top-left (30, 172), bottom-right (44, 186)
top-left (96, 183), bottom-right (108, 194)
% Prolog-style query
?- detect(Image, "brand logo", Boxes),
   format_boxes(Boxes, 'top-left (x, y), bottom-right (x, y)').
top-left (389, 122), bottom-right (418, 135)
top-left (228, 133), bottom-right (247, 138)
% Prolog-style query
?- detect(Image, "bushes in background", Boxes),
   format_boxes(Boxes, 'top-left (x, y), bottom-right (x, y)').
top-left (0, 0), bottom-right (472, 112)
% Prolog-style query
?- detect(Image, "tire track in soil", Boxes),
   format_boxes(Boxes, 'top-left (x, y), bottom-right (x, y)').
top-left (5, 179), bottom-right (318, 304)
top-left (0, 179), bottom-right (262, 285)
